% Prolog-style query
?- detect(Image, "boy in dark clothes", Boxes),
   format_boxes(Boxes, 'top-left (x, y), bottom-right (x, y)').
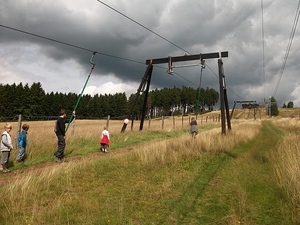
top-left (54, 109), bottom-right (75, 163)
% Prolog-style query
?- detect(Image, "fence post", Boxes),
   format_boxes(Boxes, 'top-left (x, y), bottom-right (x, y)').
top-left (71, 118), bottom-right (75, 136)
top-left (16, 114), bottom-right (22, 149)
top-left (173, 115), bottom-right (175, 129)
top-left (131, 119), bottom-right (134, 131)
top-left (148, 115), bottom-right (151, 130)
top-left (106, 115), bottom-right (110, 128)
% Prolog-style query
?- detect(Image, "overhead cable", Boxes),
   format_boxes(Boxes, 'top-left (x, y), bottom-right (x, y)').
top-left (0, 24), bottom-right (145, 65)
top-left (96, 0), bottom-right (191, 55)
top-left (261, 0), bottom-right (266, 100)
top-left (0, 24), bottom-right (201, 87)
top-left (273, 1), bottom-right (300, 97)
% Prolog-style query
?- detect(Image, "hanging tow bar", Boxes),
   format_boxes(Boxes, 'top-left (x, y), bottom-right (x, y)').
top-left (65, 51), bottom-right (97, 133)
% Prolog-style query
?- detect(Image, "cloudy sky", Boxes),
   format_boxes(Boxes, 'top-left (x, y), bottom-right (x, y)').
top-left (0, 0), bottom-right (299, 108)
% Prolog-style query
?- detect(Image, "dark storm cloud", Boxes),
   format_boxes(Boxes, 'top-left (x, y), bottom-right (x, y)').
top-left (0, 0), bottom-right (299, 107)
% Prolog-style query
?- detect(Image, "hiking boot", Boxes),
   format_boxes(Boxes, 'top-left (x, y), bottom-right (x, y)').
top-left (55, 157), bottom-right (62, 163)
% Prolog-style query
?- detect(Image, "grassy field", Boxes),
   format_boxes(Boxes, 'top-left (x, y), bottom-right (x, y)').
top-left (0, 110), bottom-right (300, 224)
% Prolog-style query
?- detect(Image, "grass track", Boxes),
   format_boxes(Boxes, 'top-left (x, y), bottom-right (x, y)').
top-left (166, 121), bottom-right (294, 224)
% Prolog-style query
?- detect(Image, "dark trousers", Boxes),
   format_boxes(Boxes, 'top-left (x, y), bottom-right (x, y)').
top-left (56, 135), bottom-right (66, 159)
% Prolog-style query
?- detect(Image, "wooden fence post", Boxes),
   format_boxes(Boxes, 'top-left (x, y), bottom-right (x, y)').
top-left (148, 115), bottom-right (151, 130)
top-left (173, 115), bottom-right (175, 129)
top-left (16, 114), bottom-right (22, 149)
top-left (106, 115), bottom-right (110, 128)
top-left (131, 119), bottom-right (134, 131)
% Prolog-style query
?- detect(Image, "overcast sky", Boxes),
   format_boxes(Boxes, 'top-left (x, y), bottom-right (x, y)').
top-left (0, 0), bottom-right (299, 108)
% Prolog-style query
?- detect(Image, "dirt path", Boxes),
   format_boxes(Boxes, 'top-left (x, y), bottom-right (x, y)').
top-left (0, 142), bottom-right (139, 186)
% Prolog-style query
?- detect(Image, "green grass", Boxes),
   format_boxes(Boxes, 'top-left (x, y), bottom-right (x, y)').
top-left (0, 121), bottom-right (297, 224)
top-left (182, 121), bottom-right (292, 224)
top-left (8, 129), bottom-right (190, 171)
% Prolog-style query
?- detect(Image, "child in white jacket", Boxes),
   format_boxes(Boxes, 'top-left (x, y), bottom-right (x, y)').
top-left (0, 123), bottom-right (13, 173)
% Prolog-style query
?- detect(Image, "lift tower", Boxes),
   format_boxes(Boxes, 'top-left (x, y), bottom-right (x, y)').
top-left (121, 51), bottom-right (230, 134)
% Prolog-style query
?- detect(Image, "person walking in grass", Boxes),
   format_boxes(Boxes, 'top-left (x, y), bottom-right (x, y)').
top-left (100, 125), bottom-right (110, 153)
top-left (190, 116), bottom-right (198, 137)
top-left (54, 109), bottom-right (76, 163)
top-left (0, 123), bottom-right (13, 173)
top-left (16, 123), bottom-right (30, 162)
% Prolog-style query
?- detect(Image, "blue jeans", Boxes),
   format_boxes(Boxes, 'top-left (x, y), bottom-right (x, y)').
top-left (17, 147), bottom-right (26, 161)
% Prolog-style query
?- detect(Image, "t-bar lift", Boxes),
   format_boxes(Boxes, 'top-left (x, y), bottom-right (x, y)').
top-left (121, 51), bottom-right (231, 134)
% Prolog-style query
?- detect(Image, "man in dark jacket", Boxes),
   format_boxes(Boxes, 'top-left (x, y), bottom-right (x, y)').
top-left (54, 109), bottom-right (75, 163)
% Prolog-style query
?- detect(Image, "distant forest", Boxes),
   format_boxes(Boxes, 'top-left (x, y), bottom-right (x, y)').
top-left (0, 82), bottom-right (219, 121)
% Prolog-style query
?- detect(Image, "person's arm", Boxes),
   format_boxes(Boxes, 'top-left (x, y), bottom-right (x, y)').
top-left (65, 111), bottom-right (76, 123)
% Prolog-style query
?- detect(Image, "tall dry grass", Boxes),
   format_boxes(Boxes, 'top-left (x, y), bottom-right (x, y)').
top-left (131, 120), bottom-right (261, 168)
top-left (0, 118), bottom-right (263, 224)
top-left (268, 118), bottom-right (300, 221)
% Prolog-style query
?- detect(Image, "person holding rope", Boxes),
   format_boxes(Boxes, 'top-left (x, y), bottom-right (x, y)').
top-left (54, 109), bottom-right (75, 163)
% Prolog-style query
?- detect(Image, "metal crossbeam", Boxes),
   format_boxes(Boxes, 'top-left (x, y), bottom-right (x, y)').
top-left (234, 101), bottom-right (256, 103)
top-left (146, 51), bottom-right (228, 65)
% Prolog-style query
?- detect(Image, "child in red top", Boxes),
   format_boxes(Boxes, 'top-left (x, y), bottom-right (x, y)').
top-left (100, 126), bottom-right (110, 153)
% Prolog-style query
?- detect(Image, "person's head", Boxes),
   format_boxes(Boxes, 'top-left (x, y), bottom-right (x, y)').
top-left (103, 125), bottom-right (107, 130)
top-left (191, 117), bottom-right (195, 121)
top-left (22, 124), bottom-right (30, 131)
top-left (59, 109), bottom-right (67, 117)
top-left (4, 123), bottom-right (12, 133)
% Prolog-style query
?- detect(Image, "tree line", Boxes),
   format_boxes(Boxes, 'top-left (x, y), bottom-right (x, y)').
top-left (0, 82), bottom-right (219, 121)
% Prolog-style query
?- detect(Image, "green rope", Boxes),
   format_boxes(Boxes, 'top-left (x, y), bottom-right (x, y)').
top-left (196, 63), bottom-right (204, 119)
top-left (65, 52), bottom-right (96, 133)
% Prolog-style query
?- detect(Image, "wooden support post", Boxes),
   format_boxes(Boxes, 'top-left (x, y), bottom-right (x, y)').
top-left (218, 59), bottom-right (226, 134)
top-left (121, 64), bottom-right (153, 132)
top-left (140, 65), bottom-right (153, 131)
top-left (224, 88), bottom-right (231, 130)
